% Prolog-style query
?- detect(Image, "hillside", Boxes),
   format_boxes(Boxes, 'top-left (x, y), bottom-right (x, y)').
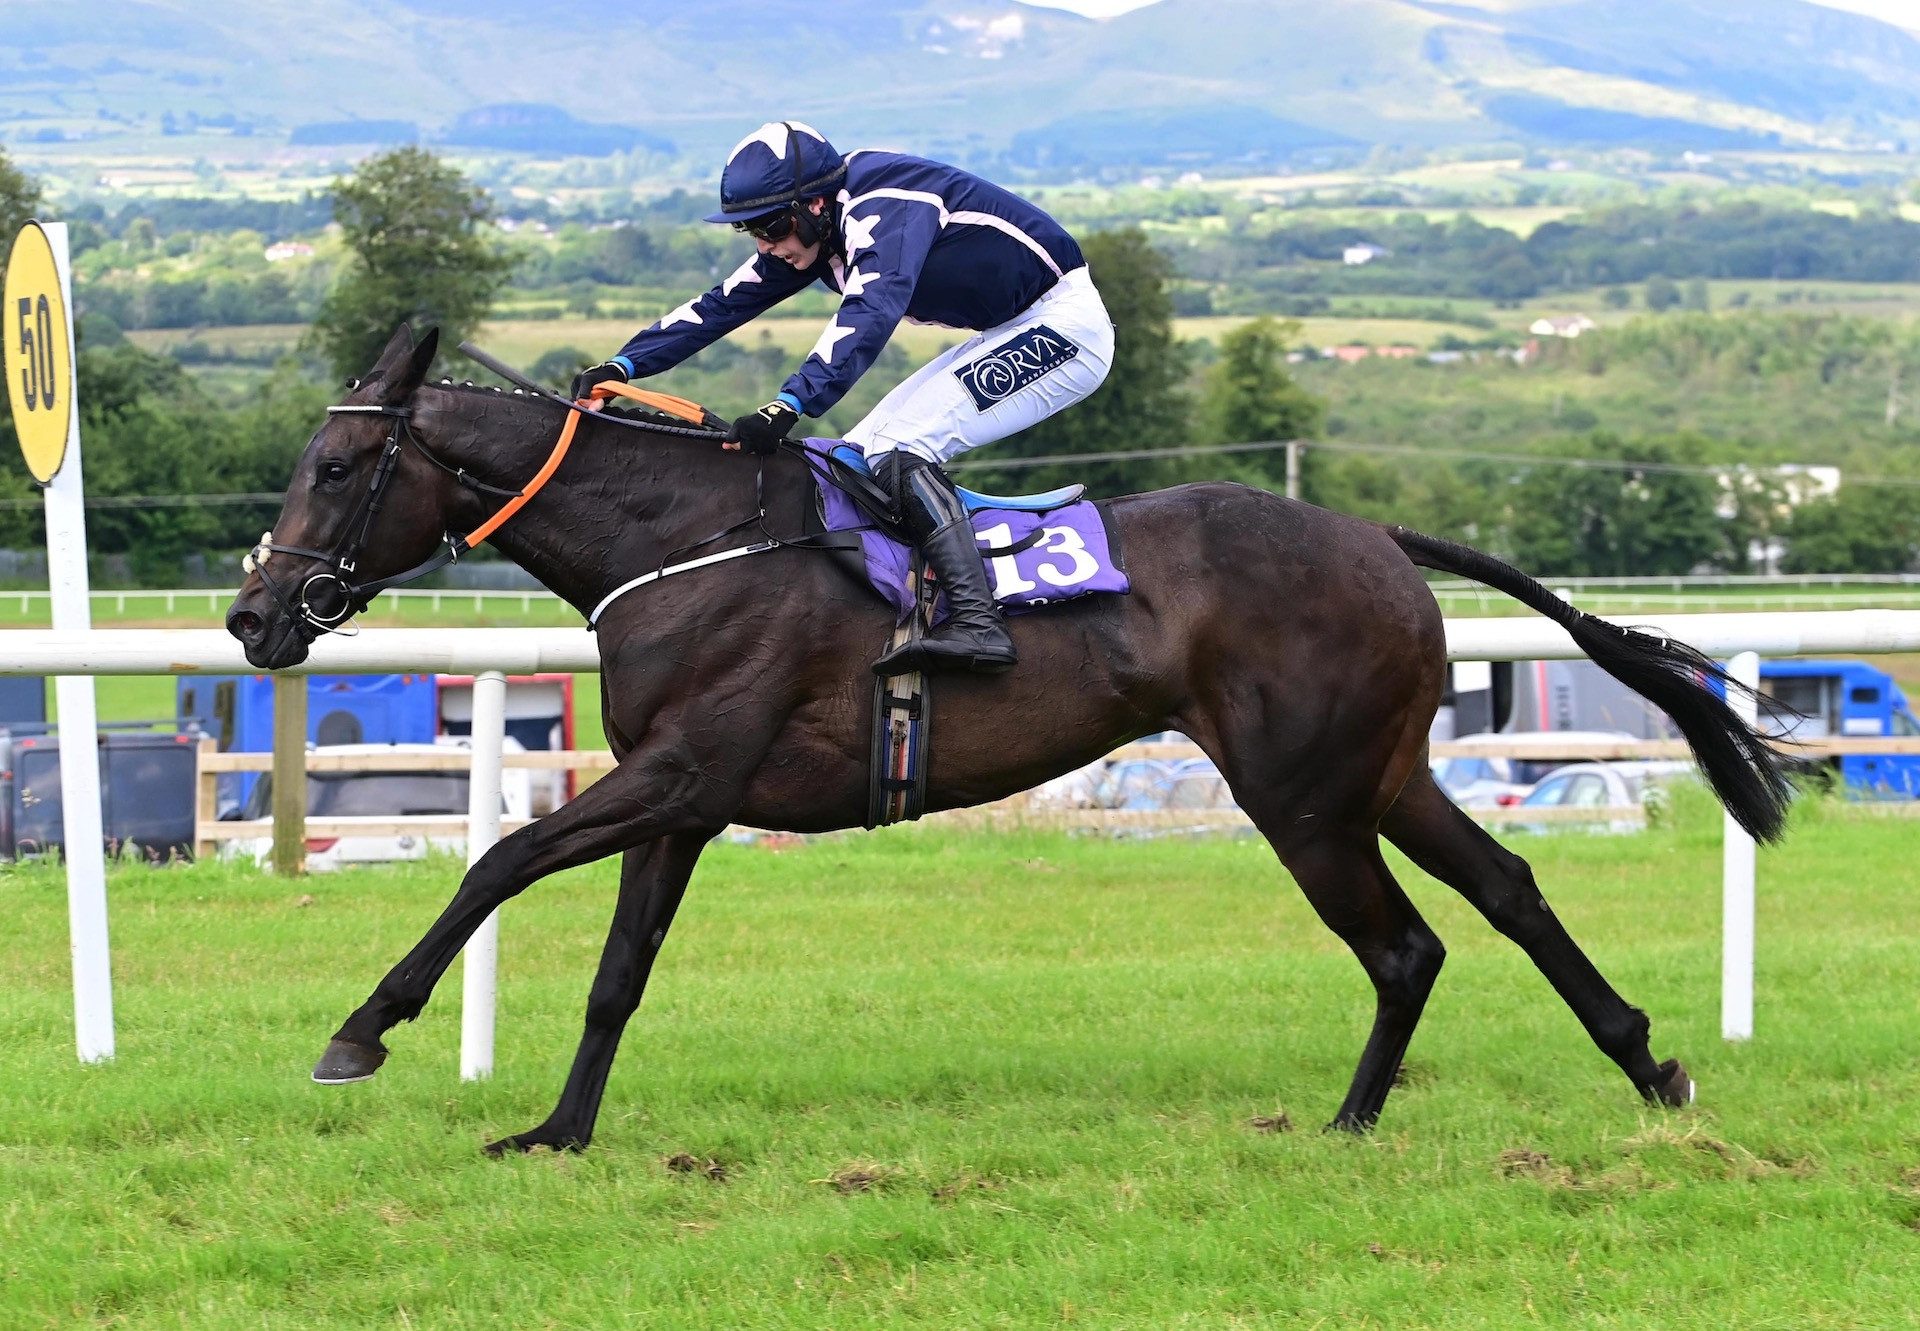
top-left (5, 0), bottom-right (1920, 168)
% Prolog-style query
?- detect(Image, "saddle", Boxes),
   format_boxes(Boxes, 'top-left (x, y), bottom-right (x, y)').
top-left (818, 442), bottom-right (1086, 524)
top-left (800, 440), bottom-right (1131, 829)
top-left (802, 439), bottom-right (1127, 625)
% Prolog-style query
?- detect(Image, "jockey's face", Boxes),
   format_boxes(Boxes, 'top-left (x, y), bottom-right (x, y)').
top-left (757, 197), bottom-right (829, 269)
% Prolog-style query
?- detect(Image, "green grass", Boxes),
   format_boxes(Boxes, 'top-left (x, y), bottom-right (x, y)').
top-left (4, 811), bottom-right (1919, 1328)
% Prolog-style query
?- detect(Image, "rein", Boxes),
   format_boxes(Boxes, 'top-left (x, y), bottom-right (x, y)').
top-left (246, 357), bottom-right (855, 641)
top-left (247, 381), bottom-right (697, 641)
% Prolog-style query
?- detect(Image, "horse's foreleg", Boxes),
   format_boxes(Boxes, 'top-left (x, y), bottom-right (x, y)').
top-left (1380, 771), bottom-right (1693, 1107)
top-left (484, 834), bottom-right (707, 1156)
top-left (312, 751), bottom-right (732, 1085)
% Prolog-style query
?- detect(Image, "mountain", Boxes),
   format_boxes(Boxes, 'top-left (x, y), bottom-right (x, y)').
top-left (4, 0), bottom-right (1920, 169)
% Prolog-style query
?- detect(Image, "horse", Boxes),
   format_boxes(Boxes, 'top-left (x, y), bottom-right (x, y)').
top-left (226, 326), bottom-right (1790, 1156)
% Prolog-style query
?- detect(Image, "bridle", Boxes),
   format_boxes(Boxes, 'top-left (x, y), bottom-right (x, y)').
top-left (243, 365), bottom-right (764, 643)
top-left (244, 399), bottom-right (558, 643)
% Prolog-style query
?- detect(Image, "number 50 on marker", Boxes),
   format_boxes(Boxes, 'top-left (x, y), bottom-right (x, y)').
top-left (4, 220), bottom-right (75, 482)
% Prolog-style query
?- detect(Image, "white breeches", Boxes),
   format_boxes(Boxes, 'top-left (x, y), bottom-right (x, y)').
top-left (844, 266), bottom-right (1115, 464)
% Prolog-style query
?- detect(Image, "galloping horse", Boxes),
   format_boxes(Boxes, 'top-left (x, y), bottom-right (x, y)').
top-left (226, 327), bottom-right (1789, 1156)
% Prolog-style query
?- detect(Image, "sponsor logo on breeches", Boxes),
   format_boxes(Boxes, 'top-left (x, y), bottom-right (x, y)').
top-left (954, 324), bottom-right (1081, 412)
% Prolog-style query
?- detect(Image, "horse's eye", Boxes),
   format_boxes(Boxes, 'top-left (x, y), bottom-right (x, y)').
top-left (318, 459), bottom-right (351, 485)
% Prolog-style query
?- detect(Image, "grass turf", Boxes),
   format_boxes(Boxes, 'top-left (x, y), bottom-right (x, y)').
top-left (4, 803), bottom-right (1918, 1328)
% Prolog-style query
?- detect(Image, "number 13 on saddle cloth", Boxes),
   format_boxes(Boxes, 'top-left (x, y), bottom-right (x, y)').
top-left (805, 438), bottom-right (1130, 623)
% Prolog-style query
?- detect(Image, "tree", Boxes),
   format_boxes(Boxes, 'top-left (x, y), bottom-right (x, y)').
top-left (1782, 485), bottom-right (1920, 573)
top-left (1717, 468), bottom-right (1793, 574)
top-left (959, 227), bottom-right (1189, 496)
top-left (1474, 251), bottom-right (1542, 302)
top-left (529, 345), bottom-right (594, 391)
top-left (1505, 433), bottom-right (1725, 576)
top-left (0, 143), bottom-right (39, 267)
top-left (1644, 274), bottom-right (1681, 312)
top-left (310, 147), bottom-right (512, 382)
top-left (1204, 317), bottom-right (1321, 441)
top-left (1180, 315), bottom-right (1322, 489)
top-left (0, 143), bottom-right (42, 396)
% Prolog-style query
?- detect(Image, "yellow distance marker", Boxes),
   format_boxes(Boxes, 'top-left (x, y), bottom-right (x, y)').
top-left (4, 221), bottom-right (76, 483)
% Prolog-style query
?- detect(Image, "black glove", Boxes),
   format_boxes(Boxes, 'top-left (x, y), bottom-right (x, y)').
top-left (570, 361), bottom-right (628, 402)
top-left (728, 398), bottom-right (799, 455)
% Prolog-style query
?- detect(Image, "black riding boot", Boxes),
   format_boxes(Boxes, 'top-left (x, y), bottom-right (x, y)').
top-left (870, 453), bottom-right (1018, 677)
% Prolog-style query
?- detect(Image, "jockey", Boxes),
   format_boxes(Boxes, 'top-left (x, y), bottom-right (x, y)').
top-left (573, 120), bottom-right (1115, 677)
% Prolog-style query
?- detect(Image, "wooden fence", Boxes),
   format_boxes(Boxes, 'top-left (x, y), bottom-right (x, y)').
top-left (194, 734), bottom-right (1920, 856)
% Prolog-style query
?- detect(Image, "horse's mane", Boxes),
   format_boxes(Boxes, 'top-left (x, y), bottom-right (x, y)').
top-left (425, 377), bottom-right (706, 436)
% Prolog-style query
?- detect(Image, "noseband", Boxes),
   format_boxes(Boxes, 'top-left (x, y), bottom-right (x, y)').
top-left (245, 402), bottom-right (528, 642)
top-left (244, 365), bottom-right (744, 643)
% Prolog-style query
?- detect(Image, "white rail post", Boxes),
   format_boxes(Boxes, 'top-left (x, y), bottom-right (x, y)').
top-left (10, 221), bottom-right (114, 1063)
top-left (459, 670), bottom-right (507, 1081)
top-left (1722, 650), bottom-right (1760, 1041)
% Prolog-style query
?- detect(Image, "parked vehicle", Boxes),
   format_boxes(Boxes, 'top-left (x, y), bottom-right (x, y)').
top-left (1431, 730), bottom-right (1643, 808)
top-left (1161, 756), bottom-right (1234, 810)
top-left (1026, 734), bottom-right (1233, 820)
top-left (182, 673), bottom-right (440, 816)
top-left (1507, 760), bottom-right (1696, 834)
top-left (1746, 660), bottom-right (1920, 798)
top-left (182, 672), bottom-right (579, 817)
top-left (1436, 659), bottom-right (1675, 742)
top-left (224, 739), bottom-right (533, 871)
top-left (1102, 758), bottom-right (1179, 811)
top-left (1446, 657), bottom-right (1920, 801)
top-left (0, 675), bottom-right (46, 730)
top-left (1, 730), bottom-right (201, 861)
top-left (1027, 758), bottom-right (1109, 809)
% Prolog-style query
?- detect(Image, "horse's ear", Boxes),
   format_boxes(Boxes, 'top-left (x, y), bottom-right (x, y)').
top-left (365, 324), bottom-right (415, 382)
top-left (375, 326), bottom-right (439, 404)
top-left (402, 326), bottom-right (439, 391)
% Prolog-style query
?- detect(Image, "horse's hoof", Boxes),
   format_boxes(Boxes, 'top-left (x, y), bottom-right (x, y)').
top-left (1648, 1058), bottom-right (1695, 1108)
top-left (484, 1130), bottom-right (587, 1158)
top-left (312, 1038), bottom-right (387, 1084)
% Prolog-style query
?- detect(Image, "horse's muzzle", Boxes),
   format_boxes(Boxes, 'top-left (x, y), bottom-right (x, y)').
top-left (226, 593), bottom-right (311, 670)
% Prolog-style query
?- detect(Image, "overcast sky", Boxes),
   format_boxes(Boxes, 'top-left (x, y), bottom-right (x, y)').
top-left (1025, 0), bottom-right (1920, 31)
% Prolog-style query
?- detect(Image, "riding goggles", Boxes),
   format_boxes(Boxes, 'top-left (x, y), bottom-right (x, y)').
top-left (732, 208), bottom-right (799, 242)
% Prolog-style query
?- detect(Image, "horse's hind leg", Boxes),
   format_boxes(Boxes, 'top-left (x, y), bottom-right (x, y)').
top-left (485, 833), bottom-right (708, 1156)
top-left (1265, 827), bottom-right (1448, 1130)
top-left (1380, 770), bottom-right (1693, 1107)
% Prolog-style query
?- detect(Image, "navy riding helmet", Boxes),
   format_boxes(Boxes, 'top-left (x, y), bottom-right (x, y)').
top-left (704, 120), bottom-right (846, 236)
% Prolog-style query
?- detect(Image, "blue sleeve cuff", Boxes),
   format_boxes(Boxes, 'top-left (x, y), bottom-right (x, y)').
top-left (775, 390), bottom-right (804, 414)
top-left (610, 355), bottom-right (635, 377)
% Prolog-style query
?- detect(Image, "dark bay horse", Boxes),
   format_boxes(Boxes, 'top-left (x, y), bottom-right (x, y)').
top-left (226, 327), bottom-right (1789, 1156)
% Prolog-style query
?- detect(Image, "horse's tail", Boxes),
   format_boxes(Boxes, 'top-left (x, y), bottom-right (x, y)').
top-left (1387, 525), bottom-right (1791, 844)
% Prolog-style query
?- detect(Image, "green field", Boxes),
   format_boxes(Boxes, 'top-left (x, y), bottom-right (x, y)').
top-left (5, 808), bottom-right (1919, 1328)
top-left (125, 275), bottom-right (1920, 387)
top-left (128, 315), bottom-right (972, 370)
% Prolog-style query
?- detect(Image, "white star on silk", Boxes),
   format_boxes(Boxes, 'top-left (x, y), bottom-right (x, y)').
top-left (727, 122), bottom-right (788, 164)
top-left (656, 299), bottom-right (703, 331)
top-left (721, 258), bottom-right (763, 298)
top-left (727, 120), bottom-right (826, 165)
top-left (809, 320), bottom-right (858, 365)
top-left (841, 264), bottom-right (879, 300)
top-left (841, 211), bottom-right (882, 262)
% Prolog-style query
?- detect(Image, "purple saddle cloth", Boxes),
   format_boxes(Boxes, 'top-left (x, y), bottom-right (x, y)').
top-left (804, 438), bottom-right (1130, 624)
